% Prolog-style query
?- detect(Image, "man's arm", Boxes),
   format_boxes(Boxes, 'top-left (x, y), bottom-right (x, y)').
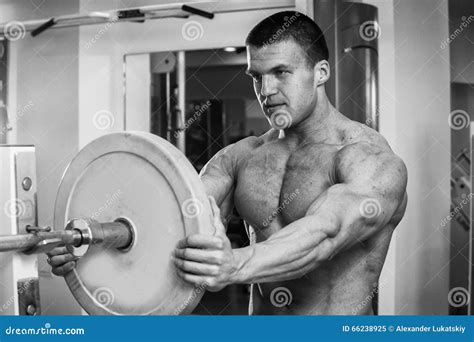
top-left (199, 145), bottom-right (236, 224)
top-left (175, 142), bottom-right (407, 289)
top-left (198, 137), bottom-right (255, 224)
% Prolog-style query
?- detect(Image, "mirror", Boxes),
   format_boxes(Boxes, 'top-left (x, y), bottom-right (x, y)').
top-left (124, 47), bottom-right (268, 172)
top-left (124, 47), bottom-right (270, 314)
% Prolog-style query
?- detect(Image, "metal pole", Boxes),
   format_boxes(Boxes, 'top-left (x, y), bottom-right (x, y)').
top-left (166, 72), bottom-right (171, 141)
top-left (176, 51), bottom-right (186, 153)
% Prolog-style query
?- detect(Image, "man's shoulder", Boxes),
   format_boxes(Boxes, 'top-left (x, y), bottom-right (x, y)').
top-left (205, 131), bottom-right (272, 175)
top-left (229, 135), bottom-right (263, 155)
top-left (341, 118), bottom-right (387, 144)
top-left (338, 120), bottom-right (392, 157)
top-left (228, 129), bottom-right (277, 155)
top-left (334, 121), bottom-right (406, 183)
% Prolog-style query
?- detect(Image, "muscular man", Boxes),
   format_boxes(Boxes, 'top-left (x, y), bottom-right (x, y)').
top-left (49, 11), bottom-right (407, 315)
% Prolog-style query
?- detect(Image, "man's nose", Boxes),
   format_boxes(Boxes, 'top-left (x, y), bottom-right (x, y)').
top-left (260, 75), bottom-right (278, 97)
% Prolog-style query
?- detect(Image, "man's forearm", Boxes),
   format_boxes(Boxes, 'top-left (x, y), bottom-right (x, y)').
top-left (229, 216), bottom-right (332, 284)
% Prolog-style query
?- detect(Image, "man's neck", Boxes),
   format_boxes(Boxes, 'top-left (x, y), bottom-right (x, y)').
top-left (283, 95), bottom-right (342, 146)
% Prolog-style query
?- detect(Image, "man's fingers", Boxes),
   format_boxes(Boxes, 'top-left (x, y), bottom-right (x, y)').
top-left (175, 269), bottom-right (208, 287)
top-left (46, 247), bottom-right (69, 258)
top-left (177, 234), bottom-right (223, 249)
top-left (174, 248), bottom-right (223, 264)
top-left (49, 253), bottom-right (78, 267)
top-left (174, 258), bottom-right (219, 276)
top-left (51, 261), bottom-right (76, 276)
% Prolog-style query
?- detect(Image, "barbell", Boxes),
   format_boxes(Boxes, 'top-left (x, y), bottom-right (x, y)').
top-left (0, 132), bottom-right (215, 315)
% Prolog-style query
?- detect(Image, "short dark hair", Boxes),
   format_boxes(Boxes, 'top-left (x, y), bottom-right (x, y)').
top-left (245, 11), bottom-right (329, 66)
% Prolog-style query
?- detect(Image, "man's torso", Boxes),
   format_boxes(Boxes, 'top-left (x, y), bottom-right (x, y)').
top-left (231, 120), bottom-right (406, 315)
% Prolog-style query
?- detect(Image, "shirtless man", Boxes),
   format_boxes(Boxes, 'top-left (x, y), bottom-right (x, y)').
top-left (49, 11), bottom-right (407, 315)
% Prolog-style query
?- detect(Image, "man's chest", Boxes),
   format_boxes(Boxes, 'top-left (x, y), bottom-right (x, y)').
top-left (233, 142), bottom-right (340, 233)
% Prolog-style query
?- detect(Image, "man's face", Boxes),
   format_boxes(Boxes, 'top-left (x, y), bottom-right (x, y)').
top-left (246, 39), bottom-right (318, 129)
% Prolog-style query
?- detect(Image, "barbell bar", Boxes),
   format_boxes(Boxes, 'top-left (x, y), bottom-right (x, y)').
top-left (0, 219), bottom-right (133, 255)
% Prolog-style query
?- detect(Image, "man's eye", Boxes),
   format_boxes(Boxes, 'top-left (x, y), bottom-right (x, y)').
top-left (276, 70), bottom-right (289, 76)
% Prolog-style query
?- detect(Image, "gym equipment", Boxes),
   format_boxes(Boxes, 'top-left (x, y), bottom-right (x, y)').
top-left (0, 132), bottom-right (214, 315)
top-left (0, 2), bottom-right (290, 39)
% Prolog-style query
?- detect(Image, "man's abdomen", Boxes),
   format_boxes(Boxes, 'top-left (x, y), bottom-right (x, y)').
top-left (249, 235), bottom-right (389, 315)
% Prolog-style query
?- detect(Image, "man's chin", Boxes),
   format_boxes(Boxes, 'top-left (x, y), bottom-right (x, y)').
top-left (269, 110), bottom-right (293, 130)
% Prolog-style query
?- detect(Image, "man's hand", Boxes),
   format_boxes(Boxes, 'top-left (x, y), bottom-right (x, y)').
top-left (174, 196), bottom-right (238, 292)
top-left (46, 247), bottom-right (78, 276)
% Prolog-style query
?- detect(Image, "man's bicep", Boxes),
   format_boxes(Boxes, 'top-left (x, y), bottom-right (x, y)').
top-left (303, 146), bottom-right (407, 255)
top-left (199, 144), bottom-right (237, 206)
top-left (335, 143), bottom-right (408, 221)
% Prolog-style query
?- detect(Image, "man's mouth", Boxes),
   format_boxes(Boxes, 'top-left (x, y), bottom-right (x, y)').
top-left (264, 103), bottom-right (285, 112)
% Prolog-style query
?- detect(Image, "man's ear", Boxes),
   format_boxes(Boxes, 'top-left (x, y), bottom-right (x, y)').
top-left (314, 60), bottom-right (330, 86)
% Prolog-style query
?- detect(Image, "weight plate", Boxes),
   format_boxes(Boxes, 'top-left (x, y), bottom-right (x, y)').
top-left (54, 132), bottom-right (213, 315)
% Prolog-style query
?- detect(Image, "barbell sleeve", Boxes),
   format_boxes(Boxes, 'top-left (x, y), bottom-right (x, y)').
top-left (0, 219), bottom-right (133, 255)
top-left (0, 230), bottom-right (81, 253)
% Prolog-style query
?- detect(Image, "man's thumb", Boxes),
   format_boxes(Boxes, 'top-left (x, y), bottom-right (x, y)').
top-left (209, 196), bottom-right (226, 236)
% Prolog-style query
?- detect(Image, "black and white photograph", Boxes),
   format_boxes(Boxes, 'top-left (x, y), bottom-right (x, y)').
top-left (0, 0), bottom-right (473, 340)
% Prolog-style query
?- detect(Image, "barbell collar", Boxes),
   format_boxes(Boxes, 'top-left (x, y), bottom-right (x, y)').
top-left (65, 218), bottom-right (133, 257)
